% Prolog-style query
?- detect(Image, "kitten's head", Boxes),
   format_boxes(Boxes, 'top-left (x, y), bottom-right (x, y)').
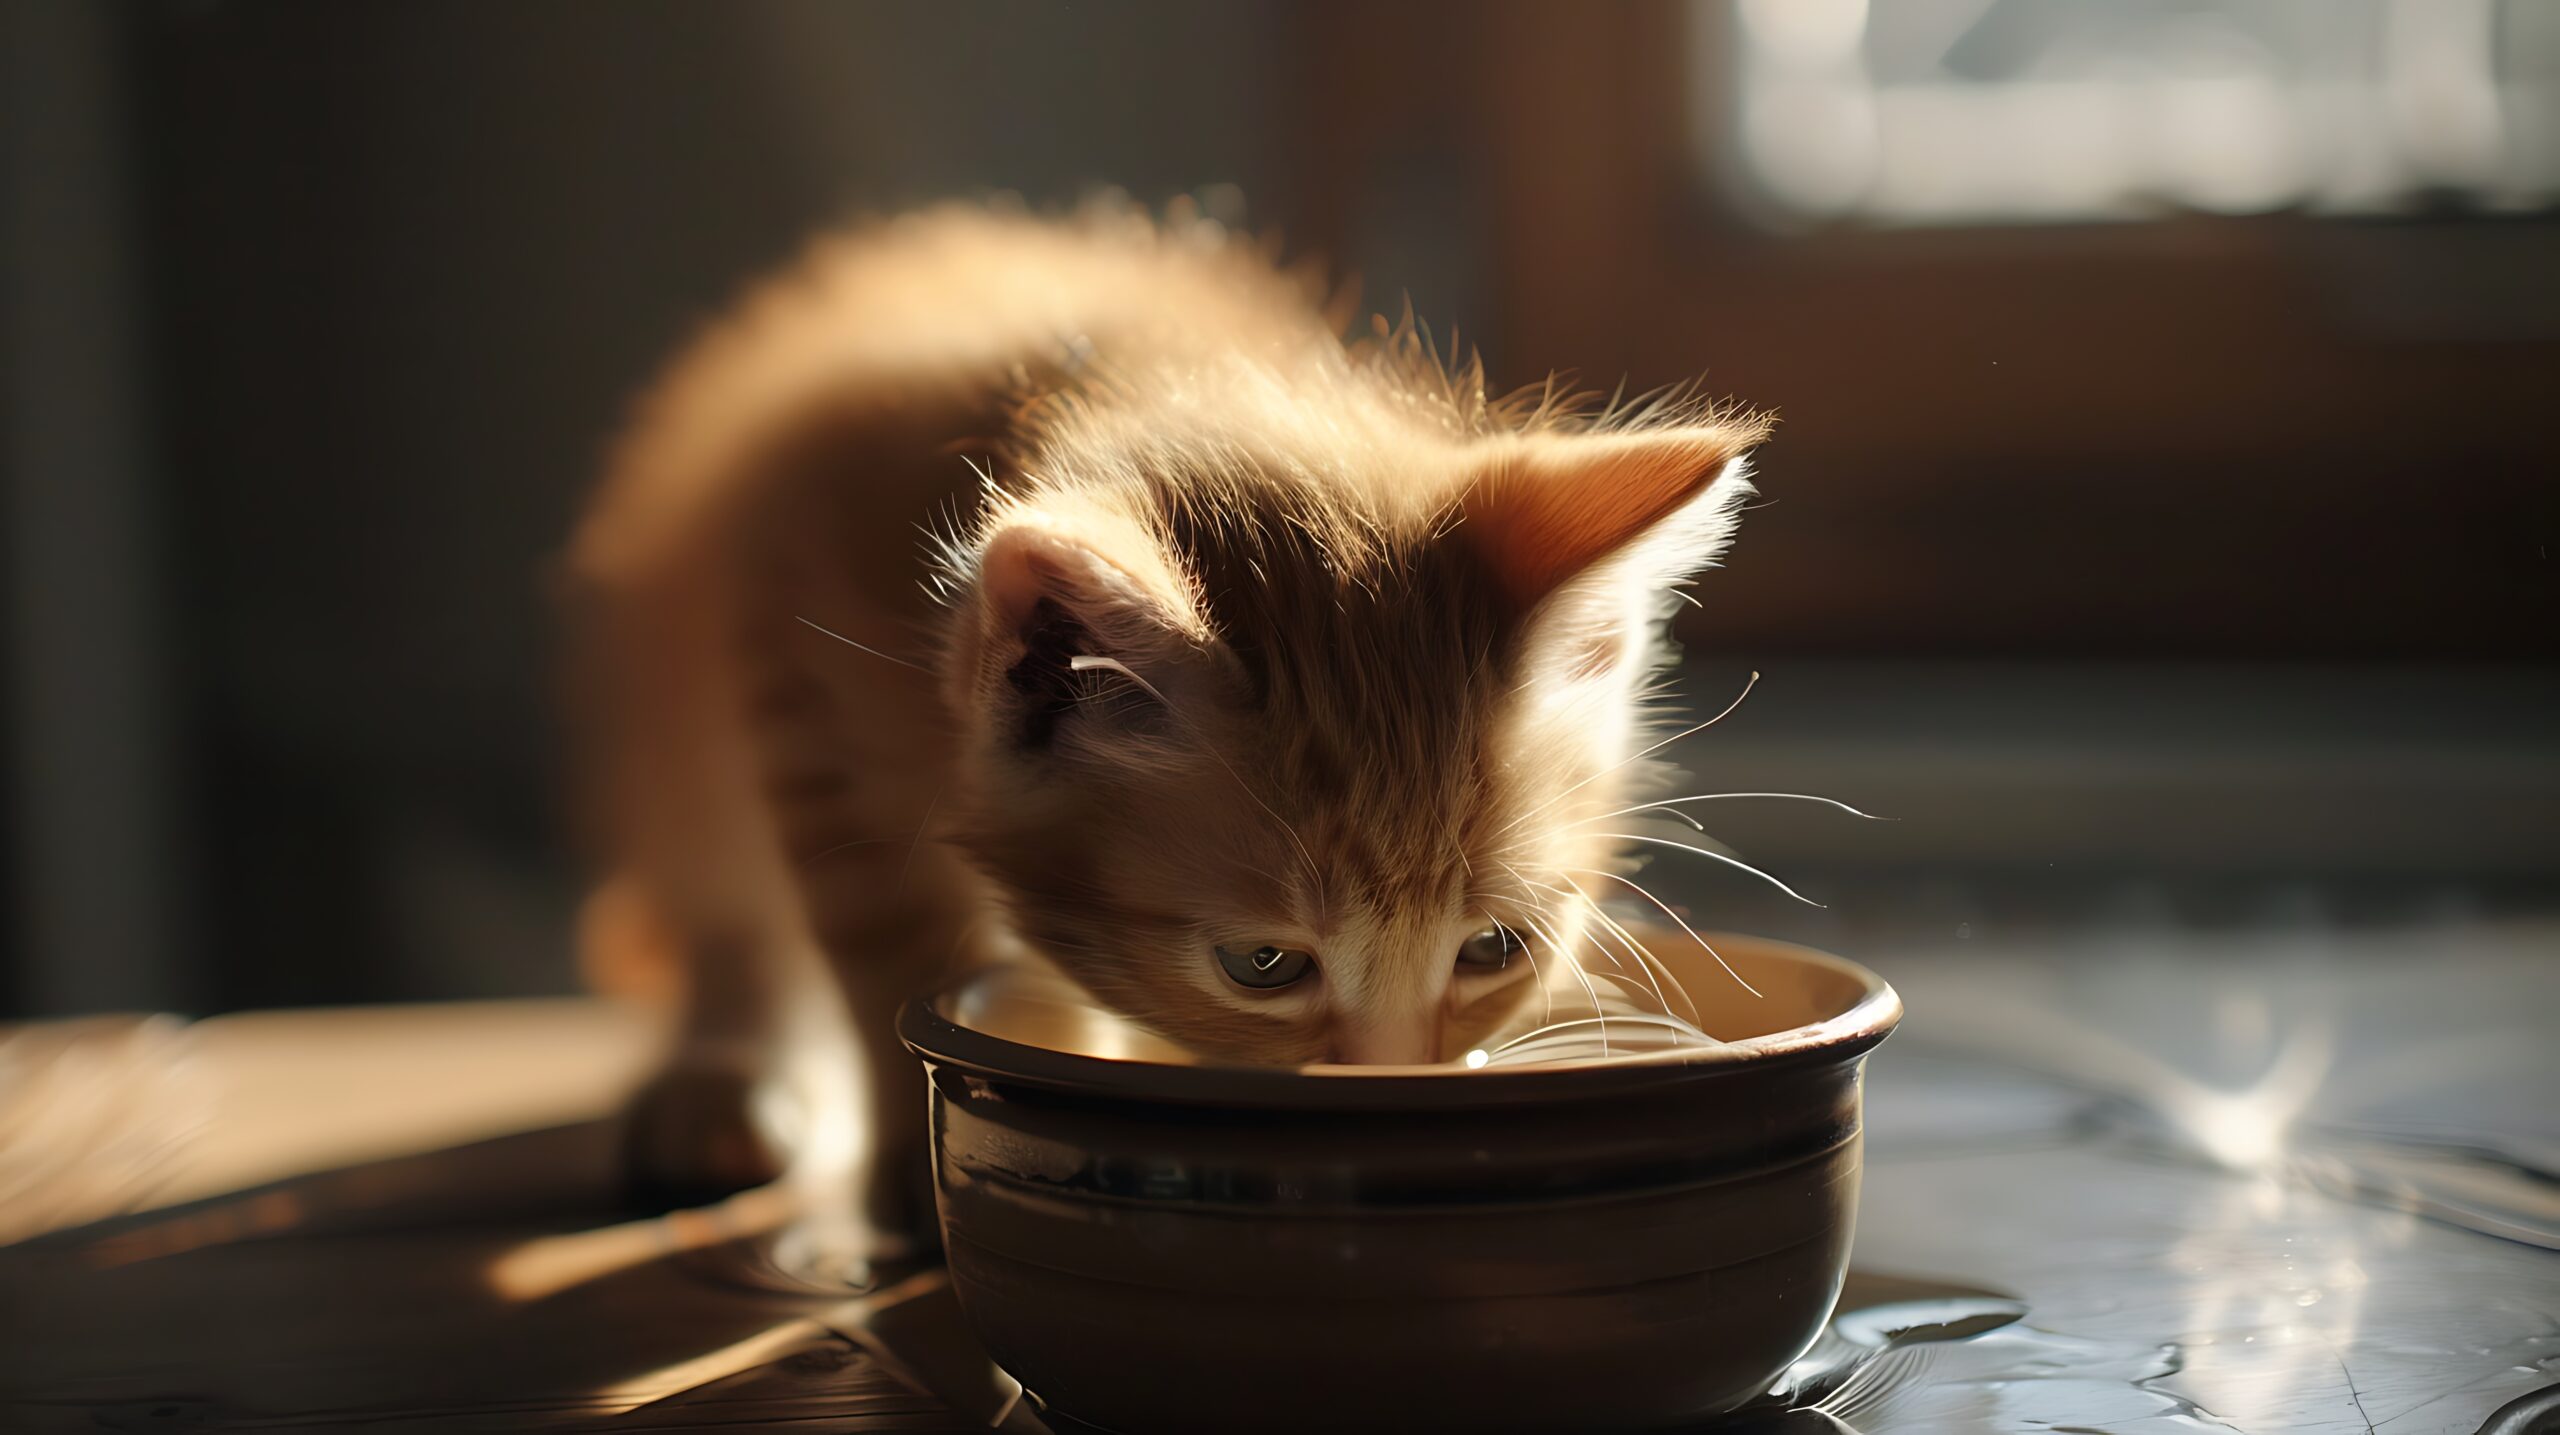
top-left (942, 411), bottom-right (1764, 1065)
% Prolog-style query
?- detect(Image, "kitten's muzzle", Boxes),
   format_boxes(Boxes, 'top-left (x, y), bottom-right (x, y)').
top-left (1326, 1012), bottom-right (1443, 1065)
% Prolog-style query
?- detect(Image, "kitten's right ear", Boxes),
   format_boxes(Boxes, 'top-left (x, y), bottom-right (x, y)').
top-left (967, 513), bottom-right (1207, 746)
top-left (1457, 421), bottom-right (1767, 618)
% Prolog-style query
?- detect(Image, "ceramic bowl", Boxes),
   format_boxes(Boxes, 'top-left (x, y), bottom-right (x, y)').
top-left (898, 929), bottom-right (1900, 1434)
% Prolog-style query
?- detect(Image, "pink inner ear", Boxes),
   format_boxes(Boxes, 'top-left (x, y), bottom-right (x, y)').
top-left (1461, 427), bottom-right (1758, 614)
top-left (976, 519), bottom-right (1201, 654)
top-left (978, 525), bottom-right (1086, 637)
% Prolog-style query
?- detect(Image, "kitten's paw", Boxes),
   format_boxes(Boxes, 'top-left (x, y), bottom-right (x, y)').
top-left (619, 1059), bottom-right (798, 1209)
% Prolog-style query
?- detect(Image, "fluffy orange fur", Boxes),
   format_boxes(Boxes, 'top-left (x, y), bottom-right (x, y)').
top-left (567, 202), bottom-right (1767, 1228)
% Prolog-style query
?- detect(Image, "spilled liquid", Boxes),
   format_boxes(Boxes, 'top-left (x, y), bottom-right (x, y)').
top-left (1685, 1273), bottom-right (2560, 1435)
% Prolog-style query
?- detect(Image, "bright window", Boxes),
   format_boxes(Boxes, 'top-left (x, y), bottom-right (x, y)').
top-left (1700, 0), bottom-right (2560, 225)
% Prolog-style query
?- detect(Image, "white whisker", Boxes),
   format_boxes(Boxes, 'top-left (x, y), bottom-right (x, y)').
top-left (1565, 876), bottom-right (1680, 1022)
top-left (1594, 906), bottom-right (1688, 1024)
top-left (1498, 670), bottom-right (1760, 838)
top-left (796, 616), bottom-right (932, 673)
top-left (1489, 915), bottom-right (1552, 1030)
top-left (1577, 791), bottom-right (1892, 827)
top-left (1514, 875), bottom-right (1627, 977)
top-left (1570, 877), bottom-right (1705, 1025)
top-left (1594, 831), bottom-right (1827, 909)
top-left (1483, 1013), bottom-right (1721, 1063)
top-left (1513, 903), bottom-right (1605, 1055)
top-left (1491, 1014), bottom-right (1713, 1045)
top-left (1571, 867), bottom-right (1763, 1001)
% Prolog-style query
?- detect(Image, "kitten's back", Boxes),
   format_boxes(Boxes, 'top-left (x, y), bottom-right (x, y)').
top-left (572, 205), bottom-right (1334, 585)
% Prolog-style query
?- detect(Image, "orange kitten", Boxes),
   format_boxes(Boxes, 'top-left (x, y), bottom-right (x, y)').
top-left (566, 203), bottom-right (1766, 1244)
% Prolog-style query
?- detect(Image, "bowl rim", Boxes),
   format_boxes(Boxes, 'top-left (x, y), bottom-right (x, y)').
top-left (898, 932), bottom-right (1902, 1111)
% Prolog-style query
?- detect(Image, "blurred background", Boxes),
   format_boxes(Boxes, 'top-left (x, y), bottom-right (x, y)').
top-left (5, 0), bottom-right (2555, 1019)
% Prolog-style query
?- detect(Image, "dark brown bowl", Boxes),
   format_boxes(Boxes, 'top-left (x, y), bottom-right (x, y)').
top-left (898, 930), bottom-right (1901, 1435)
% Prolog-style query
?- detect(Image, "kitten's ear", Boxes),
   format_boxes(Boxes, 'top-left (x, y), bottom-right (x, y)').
top-left (1457, 421), bottom-right (1766, 616)
top-left (968, 513), bottom-right (1207, 743)
top-left (977, 516), bottom-right (1205, 655)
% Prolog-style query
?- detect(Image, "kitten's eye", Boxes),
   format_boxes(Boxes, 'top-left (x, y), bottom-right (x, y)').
top-left (1457, 926), bottom-right (1522, 971)
top-left (1215, 944), bottom-right (1316, 991)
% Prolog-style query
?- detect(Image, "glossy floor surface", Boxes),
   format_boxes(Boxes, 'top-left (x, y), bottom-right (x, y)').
top-left (1, 917), bottom-right (2552, 1433)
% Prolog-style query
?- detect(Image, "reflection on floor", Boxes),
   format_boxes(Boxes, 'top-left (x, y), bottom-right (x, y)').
top-left (1, 918), bottom-right (2554, 1432)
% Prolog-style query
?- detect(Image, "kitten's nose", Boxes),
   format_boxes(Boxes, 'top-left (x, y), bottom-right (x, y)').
top-left (1329, 1014), bottom-right (1442, 1065)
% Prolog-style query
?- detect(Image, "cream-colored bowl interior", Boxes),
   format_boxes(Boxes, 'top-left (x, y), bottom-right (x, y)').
top-left (937, 927), bottom-right (1894, 1075)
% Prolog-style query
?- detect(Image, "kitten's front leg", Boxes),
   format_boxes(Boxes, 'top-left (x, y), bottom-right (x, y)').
top-left (795, 847), bottom-right (988, 1255)
top-left (619, 933), bottom-right (920, 1286)
top-left (621, 1052), bottom-right (796, 1204)
top-left (589, 888), bottom-right (841, 1210)
top-left (623, 1031), bottom-right (843, 1218)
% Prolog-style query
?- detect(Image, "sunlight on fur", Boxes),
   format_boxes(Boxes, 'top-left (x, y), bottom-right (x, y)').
top-left (565, 198), bottom-right (1789, 1232)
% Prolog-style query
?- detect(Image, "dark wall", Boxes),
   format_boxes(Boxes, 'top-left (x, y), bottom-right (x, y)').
top-left (15, 1), bottom-right (1314, 1015)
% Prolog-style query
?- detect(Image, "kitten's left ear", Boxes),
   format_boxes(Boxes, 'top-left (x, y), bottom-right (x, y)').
top-left (1457, 420), bottom-right (1767, 617)
top-left (975, 514), bottom-right (1206, 663)
top-left (962, 509), bottom-right (1212, 748)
